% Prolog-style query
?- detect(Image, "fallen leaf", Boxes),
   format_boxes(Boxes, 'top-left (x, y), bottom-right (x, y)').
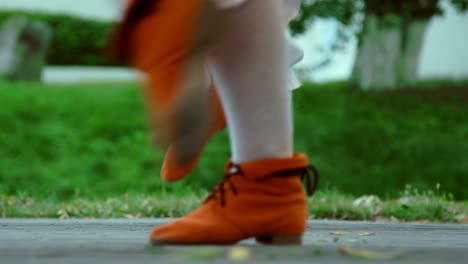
top-left (123, 214), bottom-right (137, 219)
top-left (227, 246), bottom-right (254, 261)
top-left (331, 231), bottom-right (376, 236)
top-left (57, 208), bottom-right (70, 220)
top-left (462, 216), bottom-right (468, 224)
top-left (353, 195), bottom-right (383, 215)
top-left (330, 231), bottom-right (350, 236)
top-left (353, 232), bottom-right (376, 236)
top-left (339, 246), bottom-right (404, 260)
top-left (456, 214), bottom-right (467, 223)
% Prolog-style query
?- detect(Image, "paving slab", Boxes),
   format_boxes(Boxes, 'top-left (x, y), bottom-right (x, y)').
top-left (0, 219), bottom-right (467, 263)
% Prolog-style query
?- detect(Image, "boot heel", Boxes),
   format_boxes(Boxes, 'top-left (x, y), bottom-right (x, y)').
top-left (255, 235), bottom-right (302, 245)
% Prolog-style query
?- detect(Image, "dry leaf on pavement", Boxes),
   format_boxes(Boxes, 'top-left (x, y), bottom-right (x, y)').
top-left (339, 246), bottom-right (405, 260)
top-left (353, 232), bottom-right (376, 236)
top-left (330, 231), bottom-right (376, 236)
top-left (330, 231), bottom-right (350, 236)
top-left (227, 246), bottom-right (254, 261)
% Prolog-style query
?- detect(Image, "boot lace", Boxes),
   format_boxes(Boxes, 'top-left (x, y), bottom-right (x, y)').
top-left (270, 165), bottom-right (320, 196)
top-left (205, 164), bottom-right (320, 207)
top-left (204, 165), bottom-right (241, 207)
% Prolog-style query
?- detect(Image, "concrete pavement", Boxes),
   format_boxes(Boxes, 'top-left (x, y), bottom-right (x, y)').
top-left (0, 219), bottom-right (467, 263)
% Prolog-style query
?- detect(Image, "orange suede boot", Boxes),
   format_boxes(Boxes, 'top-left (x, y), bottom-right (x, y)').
top-left (161, 85), bottom-right (226, 182)
top-left (112, 0), bottom-right (224, 160)
top-left (150, 153), bottom-right (319, 245)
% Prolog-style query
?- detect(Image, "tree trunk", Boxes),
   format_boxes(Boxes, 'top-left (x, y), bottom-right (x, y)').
top-left (397, 19), bottom-right (430, 87)
top-left (351, 14), bottom-right (429, 90)
top-left (351, 14), bottom-right (403, 90)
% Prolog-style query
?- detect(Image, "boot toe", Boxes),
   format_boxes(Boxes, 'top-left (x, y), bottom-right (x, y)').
top-left (149, 209), bottom-right (246, 245)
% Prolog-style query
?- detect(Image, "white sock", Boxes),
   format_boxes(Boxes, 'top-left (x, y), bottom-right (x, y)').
top-left (209, 0), bottom-right (293, 163)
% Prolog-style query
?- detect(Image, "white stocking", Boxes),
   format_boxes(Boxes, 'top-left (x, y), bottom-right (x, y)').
top-left (209, 0), bottom-right (293, 163)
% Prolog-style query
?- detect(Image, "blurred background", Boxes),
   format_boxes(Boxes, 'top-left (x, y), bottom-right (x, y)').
top-left (0, 0), bottom-right (466, 203)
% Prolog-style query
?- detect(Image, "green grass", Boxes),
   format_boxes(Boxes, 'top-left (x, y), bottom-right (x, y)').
top-left (2, 187), bottom-right (466, 222)
top-left (293, 81), bottom-right (468, 199)
top-left (0, 80), bottom-right (467, 202)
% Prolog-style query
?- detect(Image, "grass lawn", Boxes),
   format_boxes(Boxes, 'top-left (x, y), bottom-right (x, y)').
top-left (2, 187), bottom-right (466, 223)
top-left (0, 80), bottom-right (466, 221)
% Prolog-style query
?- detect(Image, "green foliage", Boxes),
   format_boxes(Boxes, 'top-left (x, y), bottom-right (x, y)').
top-left (0, 11), bottom-right (116, 66)
top-left (0, 81), bottom-right (467, 200)
top-left (451, 0), bottom-right (468, 11)
top-left (364, 0), bottom-right (442, 20)
top-left (383, 185), bottom-right (459, 222)
top-left (289, 0), bottom-right (358, 35)
top-left (289, 0), bottom-right (467, 35)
